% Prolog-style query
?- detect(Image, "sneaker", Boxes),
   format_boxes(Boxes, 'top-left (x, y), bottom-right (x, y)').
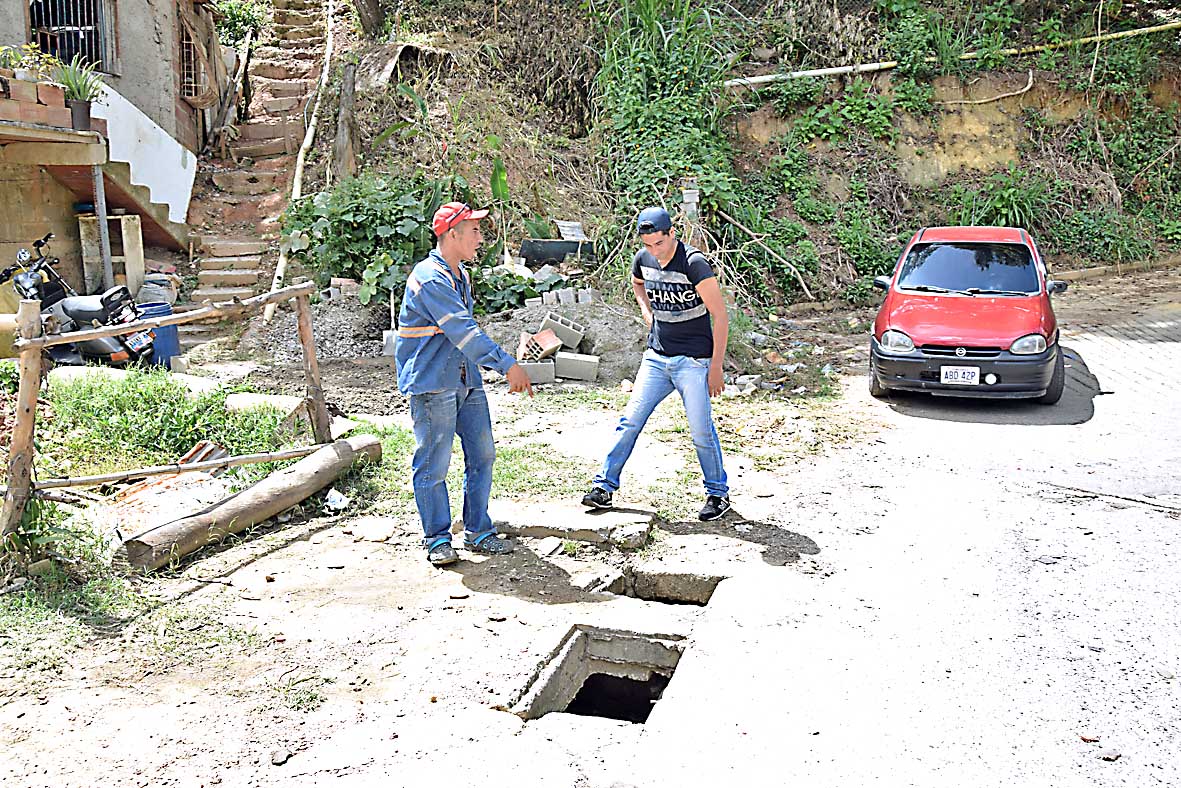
top-left (581, 487), bottom-right (614, 509)
top-left (427, 540), bottom-right (459, 567)
top-left (465, 533), bottom-right (514, 555)
top-left (699, 495), bottom-right (732, 522)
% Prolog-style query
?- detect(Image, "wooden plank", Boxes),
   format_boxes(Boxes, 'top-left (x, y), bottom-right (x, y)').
top-left (0, 301), bottom-right (44, 538)
top-left (295, 293), bottom-right (332, 444)
top-left (14, 281), bottom-right (315, 351)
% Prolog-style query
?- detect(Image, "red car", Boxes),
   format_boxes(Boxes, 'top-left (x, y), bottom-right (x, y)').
top-left (869, 226), bottom-right (1068, 404)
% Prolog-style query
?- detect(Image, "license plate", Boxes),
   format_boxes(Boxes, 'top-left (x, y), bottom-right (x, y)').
top-left (125, 330), bottom-right (153, 352)
top-left (940, 366), bottom-right (979, 385)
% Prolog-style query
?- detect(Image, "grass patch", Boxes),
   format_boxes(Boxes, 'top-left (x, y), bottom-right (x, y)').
top-left (274, 672), bottom-right (334, 713)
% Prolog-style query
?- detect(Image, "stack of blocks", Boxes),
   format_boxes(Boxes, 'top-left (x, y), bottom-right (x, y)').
top-left (517, 311), bottom-right (600, 384)
top-left (0, 75), bottom-right (89, 131)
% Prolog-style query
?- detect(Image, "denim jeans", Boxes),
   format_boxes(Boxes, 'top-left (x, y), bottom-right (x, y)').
top-left (594, 349), bottom-right (728, 498)
top-left (409, 387), bottom-right (496, 547)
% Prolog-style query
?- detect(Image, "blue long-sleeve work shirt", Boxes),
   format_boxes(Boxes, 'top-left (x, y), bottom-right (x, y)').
top-left (394, 250), bottom-right (517, 394)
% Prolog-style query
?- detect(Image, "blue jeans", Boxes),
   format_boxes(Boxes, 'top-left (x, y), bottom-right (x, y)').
top-left (409, 387), bottom-right (496, 547)
top-left (594, 349), bottom-right (728, 498)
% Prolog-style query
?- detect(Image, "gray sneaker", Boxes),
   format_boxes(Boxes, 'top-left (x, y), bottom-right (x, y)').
top-left (427, 540), bottom-right (459, 566)
top-left (464, 533), bottom-right (514, 555)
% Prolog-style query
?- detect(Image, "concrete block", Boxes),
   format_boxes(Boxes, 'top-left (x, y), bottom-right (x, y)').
top-left (524, 297), bottom-right (543, 307)
top-left (0, 98), bottom-right (18, 122)
top-left (18, 101), bottom-right (46, 125)
top-left (557, 287), bottom-right (577, 305)
top-left (519, 360), bottom-right (555, 384)
top-left (44, 105), bottom-right (71, 127)
top-left (90, 117), bottom-right (107, 137)
top-left (542, 290), bottom-right (558, 306)
top-left (539, 312), bottom-right (585, 349)
top-left (7, 78), bottom-right (38, 103)
top-left (577, 288), bottom-right (601, 303)
top-left (554, 351), bottom-right (599, 381)
top-left (382, 330), bottom-right (396, 356)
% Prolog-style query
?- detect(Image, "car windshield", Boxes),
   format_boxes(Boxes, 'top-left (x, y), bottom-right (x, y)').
top-left (896, 242), bottom-right (1040, 295)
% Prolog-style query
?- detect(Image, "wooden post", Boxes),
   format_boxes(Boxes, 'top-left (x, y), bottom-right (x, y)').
top-left (1, 301), bottom-right (44, 539)
top-left (92, 165), bottom-right (114, 290)
top-left (329, 62), bottom-right (358, 186)
top-left (294, 294), bottom-right (332, 444)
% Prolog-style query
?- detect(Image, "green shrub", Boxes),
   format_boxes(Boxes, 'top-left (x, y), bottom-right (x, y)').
top-left (764, 77), bottom-right (826, 115)
top-left (893, 77), bottom-right (934, 114)
top-left (1045, 210), bottom-right (1155, 264)
top-left (946, 167), bottom-right (1057, 231)
top-left (834, 207), bottom-right (895, 277)
top-left (213, 0), bottom-right (269, 48)
top-left (794, 80), bottom-right (896, 143)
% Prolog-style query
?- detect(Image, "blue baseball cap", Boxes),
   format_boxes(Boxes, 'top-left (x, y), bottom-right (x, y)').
top-left (636, 207), bottom-right (672, 235)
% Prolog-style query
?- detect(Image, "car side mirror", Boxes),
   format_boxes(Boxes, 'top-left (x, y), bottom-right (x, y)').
top-left (1047, 280), bottom-right (1068, 295)
top-left (872, 275), bottom-right (891, 291)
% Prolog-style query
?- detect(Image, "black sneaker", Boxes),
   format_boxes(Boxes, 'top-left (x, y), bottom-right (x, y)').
top-left (464, 533), bottom-right (514, 555)
top-left (699, 495), bottom-right (732, 521)
top-left (581, 487), bottom-right (614, 509)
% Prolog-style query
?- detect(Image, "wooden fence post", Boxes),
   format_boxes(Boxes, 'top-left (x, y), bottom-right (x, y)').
top-left (1, 300), bottom-right (44, 539)
top-left (294, 294), bottom-right (332, 444)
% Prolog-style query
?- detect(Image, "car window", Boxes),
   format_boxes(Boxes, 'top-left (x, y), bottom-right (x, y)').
top-left (896, 242), bottom-right (1040, 294)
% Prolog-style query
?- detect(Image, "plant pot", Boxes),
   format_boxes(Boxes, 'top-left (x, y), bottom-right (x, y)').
top-left (67, 98), bottom-right (92, 131)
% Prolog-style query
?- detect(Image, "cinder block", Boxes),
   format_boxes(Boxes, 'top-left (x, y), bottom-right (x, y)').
top-left (554, 351), bottom-right (599, 381)
top-left (541, 290), bottom-right (558, 305)
top-left (91, 117), bottom-right (108, 137)
top-left (539, 312), bottom-right (585, 349)
top-left (524, 297), bottom-right (543, 307)
top-left (577, 288), bottom-right (601, 303)
top-left (18, 102), bottom-right (47, 125)
top-left (36, 82), bottom-right (65, 107)
top-left (518, 329), bottom-right (561, 362)
top-left (520, 360), bottom-right (555, 384)
top-left (6, 79), bottom-right (38, 103)
top-left (557, 287), bottom-right (577, 305)
top-left (0, 98), bottom-right (18, 122)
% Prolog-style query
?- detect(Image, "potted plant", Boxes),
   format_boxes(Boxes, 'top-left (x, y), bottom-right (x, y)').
top-left (14, 43), bottom-right (58, 81)
top-left (56, 55), bottom-right (105, 131)
top-left (0, 46), bottom-right (20, 79)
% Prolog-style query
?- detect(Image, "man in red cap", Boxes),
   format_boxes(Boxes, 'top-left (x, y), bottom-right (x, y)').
top-left (395, 202), bottom-right (534, 566)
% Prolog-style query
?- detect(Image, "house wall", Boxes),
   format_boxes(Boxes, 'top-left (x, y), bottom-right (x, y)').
top-left (3, 0), bottom-right (201, 152)
top-left (0, 163), bottom-right (84, 295)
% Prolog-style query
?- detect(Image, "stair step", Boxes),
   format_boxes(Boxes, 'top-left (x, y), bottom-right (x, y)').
top-left (201, 238), bottom-right (269, 256)
top-left (272, 23), bottom-right (325, 41)
top-left (199, 269), bottom-right (263, 287)
top-left (263, 96), bottom-right (306, 114)
top-left (275, 36), bottom-right (325, 50)
top-left (273, 0), bottom-right (319, 10)
top-left (198, 254), bottom-right (264, 270)
top-left (190, 286), bottom-right (259, 302)
top-left (237, 119), bottom-right (304, 141)
top-left (273, 7), bottom-right (319, 24)
top-left (231, 137), bottom-right (291, 158)
top-left (254, 76), bottom-right (313, 98)
top-left (254, 45), bottom-right (320, 62)
top-left (212, 170), bottom-right (286, 195)
top-left (250, 59), bottom-right (318, 81)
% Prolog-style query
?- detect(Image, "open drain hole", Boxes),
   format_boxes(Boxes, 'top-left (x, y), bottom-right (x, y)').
top-left (510, 625), bottom-right (684, 723)
top-left (606, 568), bottom-right (723, 606)
top-left (565, 672), bottom-right (671, 723)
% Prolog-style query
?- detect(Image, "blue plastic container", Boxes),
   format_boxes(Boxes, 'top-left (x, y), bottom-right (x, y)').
top-left (137, 302), bottom-right (180, 369)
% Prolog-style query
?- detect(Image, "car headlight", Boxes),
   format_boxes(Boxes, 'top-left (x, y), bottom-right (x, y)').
top-left (1011, 334), bottom-right (1047, 355)
top-left (879, 330), bottom-right (915, 355)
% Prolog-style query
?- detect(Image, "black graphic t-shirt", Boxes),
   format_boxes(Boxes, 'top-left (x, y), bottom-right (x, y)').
top-left (631, 241), bottom-right (716, 359)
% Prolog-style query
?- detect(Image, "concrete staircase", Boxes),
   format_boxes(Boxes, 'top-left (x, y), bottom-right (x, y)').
top-left (179, 0), bottom-right (325, 355)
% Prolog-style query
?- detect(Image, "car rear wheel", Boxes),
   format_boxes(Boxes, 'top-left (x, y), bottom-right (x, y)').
top-left (1037, 349), bottom-right (1065, 405)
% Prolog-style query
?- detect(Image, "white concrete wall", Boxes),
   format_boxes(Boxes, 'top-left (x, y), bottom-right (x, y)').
top-left (92, 84), bottom-right (195, 224)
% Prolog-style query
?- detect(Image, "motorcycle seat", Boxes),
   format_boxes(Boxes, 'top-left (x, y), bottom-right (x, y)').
top-left (58, 294), bottom-right (108, 325)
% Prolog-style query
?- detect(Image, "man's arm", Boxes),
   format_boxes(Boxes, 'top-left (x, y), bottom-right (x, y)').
top-left (695, 277), bottom-right (728, 397)
top-left (416, 278), bottom-right (533, 396)
top-left (632, 277), bottom-right (654, 328)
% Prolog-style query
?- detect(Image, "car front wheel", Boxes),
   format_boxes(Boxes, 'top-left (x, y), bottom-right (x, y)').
top-left (1037, 349), bottom-right (1065, 405)
top-left (869, 366), bottom-right (886, 398)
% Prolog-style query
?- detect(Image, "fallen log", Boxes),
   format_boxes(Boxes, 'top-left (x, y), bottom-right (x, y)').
top-left (123, 435), bottom-right (382, 572)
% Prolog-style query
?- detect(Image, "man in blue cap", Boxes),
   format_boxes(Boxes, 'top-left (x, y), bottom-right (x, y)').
top-left (581, 206), bottom-right (731, 521)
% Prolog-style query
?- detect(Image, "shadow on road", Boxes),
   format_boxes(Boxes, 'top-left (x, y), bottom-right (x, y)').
top-left (448, 545), bottom-right (610, 605)
top-left (882, 345), bottom-right (1101, 426)
top-left (660, 510), bottom-right (821, 566)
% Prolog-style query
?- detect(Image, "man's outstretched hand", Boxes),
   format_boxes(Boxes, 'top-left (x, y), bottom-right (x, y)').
top-left (506, 364), bottom-right (535, 397)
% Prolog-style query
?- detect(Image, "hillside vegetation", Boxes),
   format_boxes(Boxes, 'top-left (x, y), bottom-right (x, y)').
top-left (281, 0), bottom-right (1181, 310)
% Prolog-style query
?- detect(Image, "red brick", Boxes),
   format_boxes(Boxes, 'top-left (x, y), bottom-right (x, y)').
top-left (7, 79), bottom-right (38, 104)
top-left (18, 102), bottom-right (47, 125)
top-left (0, 97), bottom-right (19, 122)
top-left (44, 106), bottom-right (72, 128)
top-left (37, 82), bottom-right (65, 107)
top-left (91, 117), bottom-right (108, 137)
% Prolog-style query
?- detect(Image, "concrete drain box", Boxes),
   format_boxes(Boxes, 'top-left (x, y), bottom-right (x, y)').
top-left (510, 625), bottom-right (685, 724)
top-left (607, 568), bottom-right (724, 606)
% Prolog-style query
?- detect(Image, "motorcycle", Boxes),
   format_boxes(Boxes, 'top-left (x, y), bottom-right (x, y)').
top-left (0, 233), bottom-right (156, 367)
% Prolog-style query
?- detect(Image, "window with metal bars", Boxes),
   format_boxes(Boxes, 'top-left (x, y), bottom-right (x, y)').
top-left (28, 0), bottom-right (118, 73)
top-left (179, 24), bottom-right (206, 100)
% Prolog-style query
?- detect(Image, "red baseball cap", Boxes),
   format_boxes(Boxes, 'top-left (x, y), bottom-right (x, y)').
top-left (432, 202), bottom-right (489, 236)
